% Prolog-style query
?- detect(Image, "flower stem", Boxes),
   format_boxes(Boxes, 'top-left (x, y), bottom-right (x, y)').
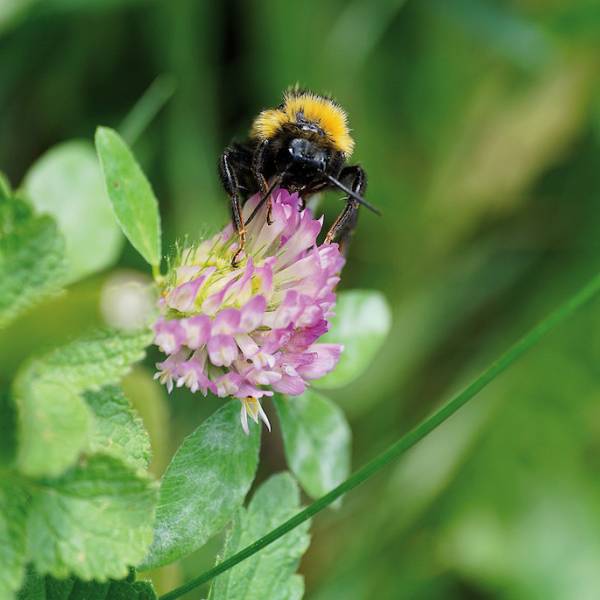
top-left (151, 263), bottom-right (163, 284)
top-left (159, 271), bottom-right (600, 600)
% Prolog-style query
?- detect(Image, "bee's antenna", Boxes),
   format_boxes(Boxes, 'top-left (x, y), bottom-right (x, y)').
top-left (323, 174), bottom-right (381, 215)
top-left (244, 176), bottom-right (282, 227)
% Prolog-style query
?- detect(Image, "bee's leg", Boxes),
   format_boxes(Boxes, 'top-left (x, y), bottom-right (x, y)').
top-left (324, 200), bottom-right (359, 252)
top-left (324, 165), bottom-right (367, 253)
top-left (219, 146), bottom-right (247, 266)
top-left (252, 140), bottom-right (274, 225)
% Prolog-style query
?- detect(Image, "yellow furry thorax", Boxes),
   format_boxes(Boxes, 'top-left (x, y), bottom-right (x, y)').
top-left (251, 90), bottom-right (355, 156)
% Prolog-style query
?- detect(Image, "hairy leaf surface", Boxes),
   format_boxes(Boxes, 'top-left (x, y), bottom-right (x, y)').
top-left (142, 401), bottom-right (260, 570)
top-left (27, 455), bottom-right (158, 581)
top-left (209, 473), bottom-right (310, 600)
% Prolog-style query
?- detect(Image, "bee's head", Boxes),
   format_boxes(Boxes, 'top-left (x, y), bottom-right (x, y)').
top-left (280, 134), bottom-right (329, 174)
top-left (251, 90), bottom-right (354, 166)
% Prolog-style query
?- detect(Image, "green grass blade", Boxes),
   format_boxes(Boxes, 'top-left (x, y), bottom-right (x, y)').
top-left (160, 271), bottom-right (600, 600)
top-left (119, 75), bottom-right (176, 147)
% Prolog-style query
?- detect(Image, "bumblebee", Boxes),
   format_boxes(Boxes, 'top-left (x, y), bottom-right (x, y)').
top-left (219, 88), bottom-right (379, 264)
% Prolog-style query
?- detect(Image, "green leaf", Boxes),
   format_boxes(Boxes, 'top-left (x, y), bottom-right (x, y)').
top-left (22, 140), bottom-right (124, 284)
top-left (17, 569), bottom-right (158, 600)
top-left (65, 581), bottom-right (108, 600)
top-left (208, 473), bottom-right (311, 600)
top-left (44, 575), bottom-right (73, 600)
top-left (122, 368), bottom-right (171, 475)
top-left (13, 330), bottom-right (151, 478)
top-left (85, 386), bottom-right (151, 470)
top-left (16, 566), bottom-right (45, 600)
top-left (0, 390), bottom-right (17, 465)
top-left (0, 200), bottom-right (65, 330)
top-left (128, 581), bottom-right (158, 600)
top-left (283, 575), bottom-right (305, 600)
top-left (275, 391), bottom-right (351, 500)
top-left (94, 127), bottom-right (161, 267)
top-left (60, 577), bottom-right (157, 600)
top-left (15, 379), bottom-right (91, 478)
top-left (142, 401), bottom-right (261, 570)
top-left (27, 454), bottom-right (158, 581)
top-left (0, 172), bottom-right (11, 199)
top-left (0, 478), bottom-right (29, 600)
top-left (316, 290), bottom-right (392, 389)
top-left (0, 196), bottom-right (32, 236)
top-left (30, 328), bottom-right (153, 392)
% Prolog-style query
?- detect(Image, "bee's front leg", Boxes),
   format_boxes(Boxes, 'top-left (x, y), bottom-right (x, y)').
top-left (324, 165), bottom-right (367, 253)
top-left (219, 146), bottom-right (247, 266)
top-left (252, 140), bottom-right (274, 225)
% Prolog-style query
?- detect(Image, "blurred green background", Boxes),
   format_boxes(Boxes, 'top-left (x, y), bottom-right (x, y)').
top-left (2, 0), bottom-right (600, 598)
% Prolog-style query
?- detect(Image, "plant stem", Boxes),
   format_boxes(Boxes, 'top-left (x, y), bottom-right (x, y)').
top-left (151, 263), bottom-right (163, 283)
top-left (160, 271), bottom-right (600, 600)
